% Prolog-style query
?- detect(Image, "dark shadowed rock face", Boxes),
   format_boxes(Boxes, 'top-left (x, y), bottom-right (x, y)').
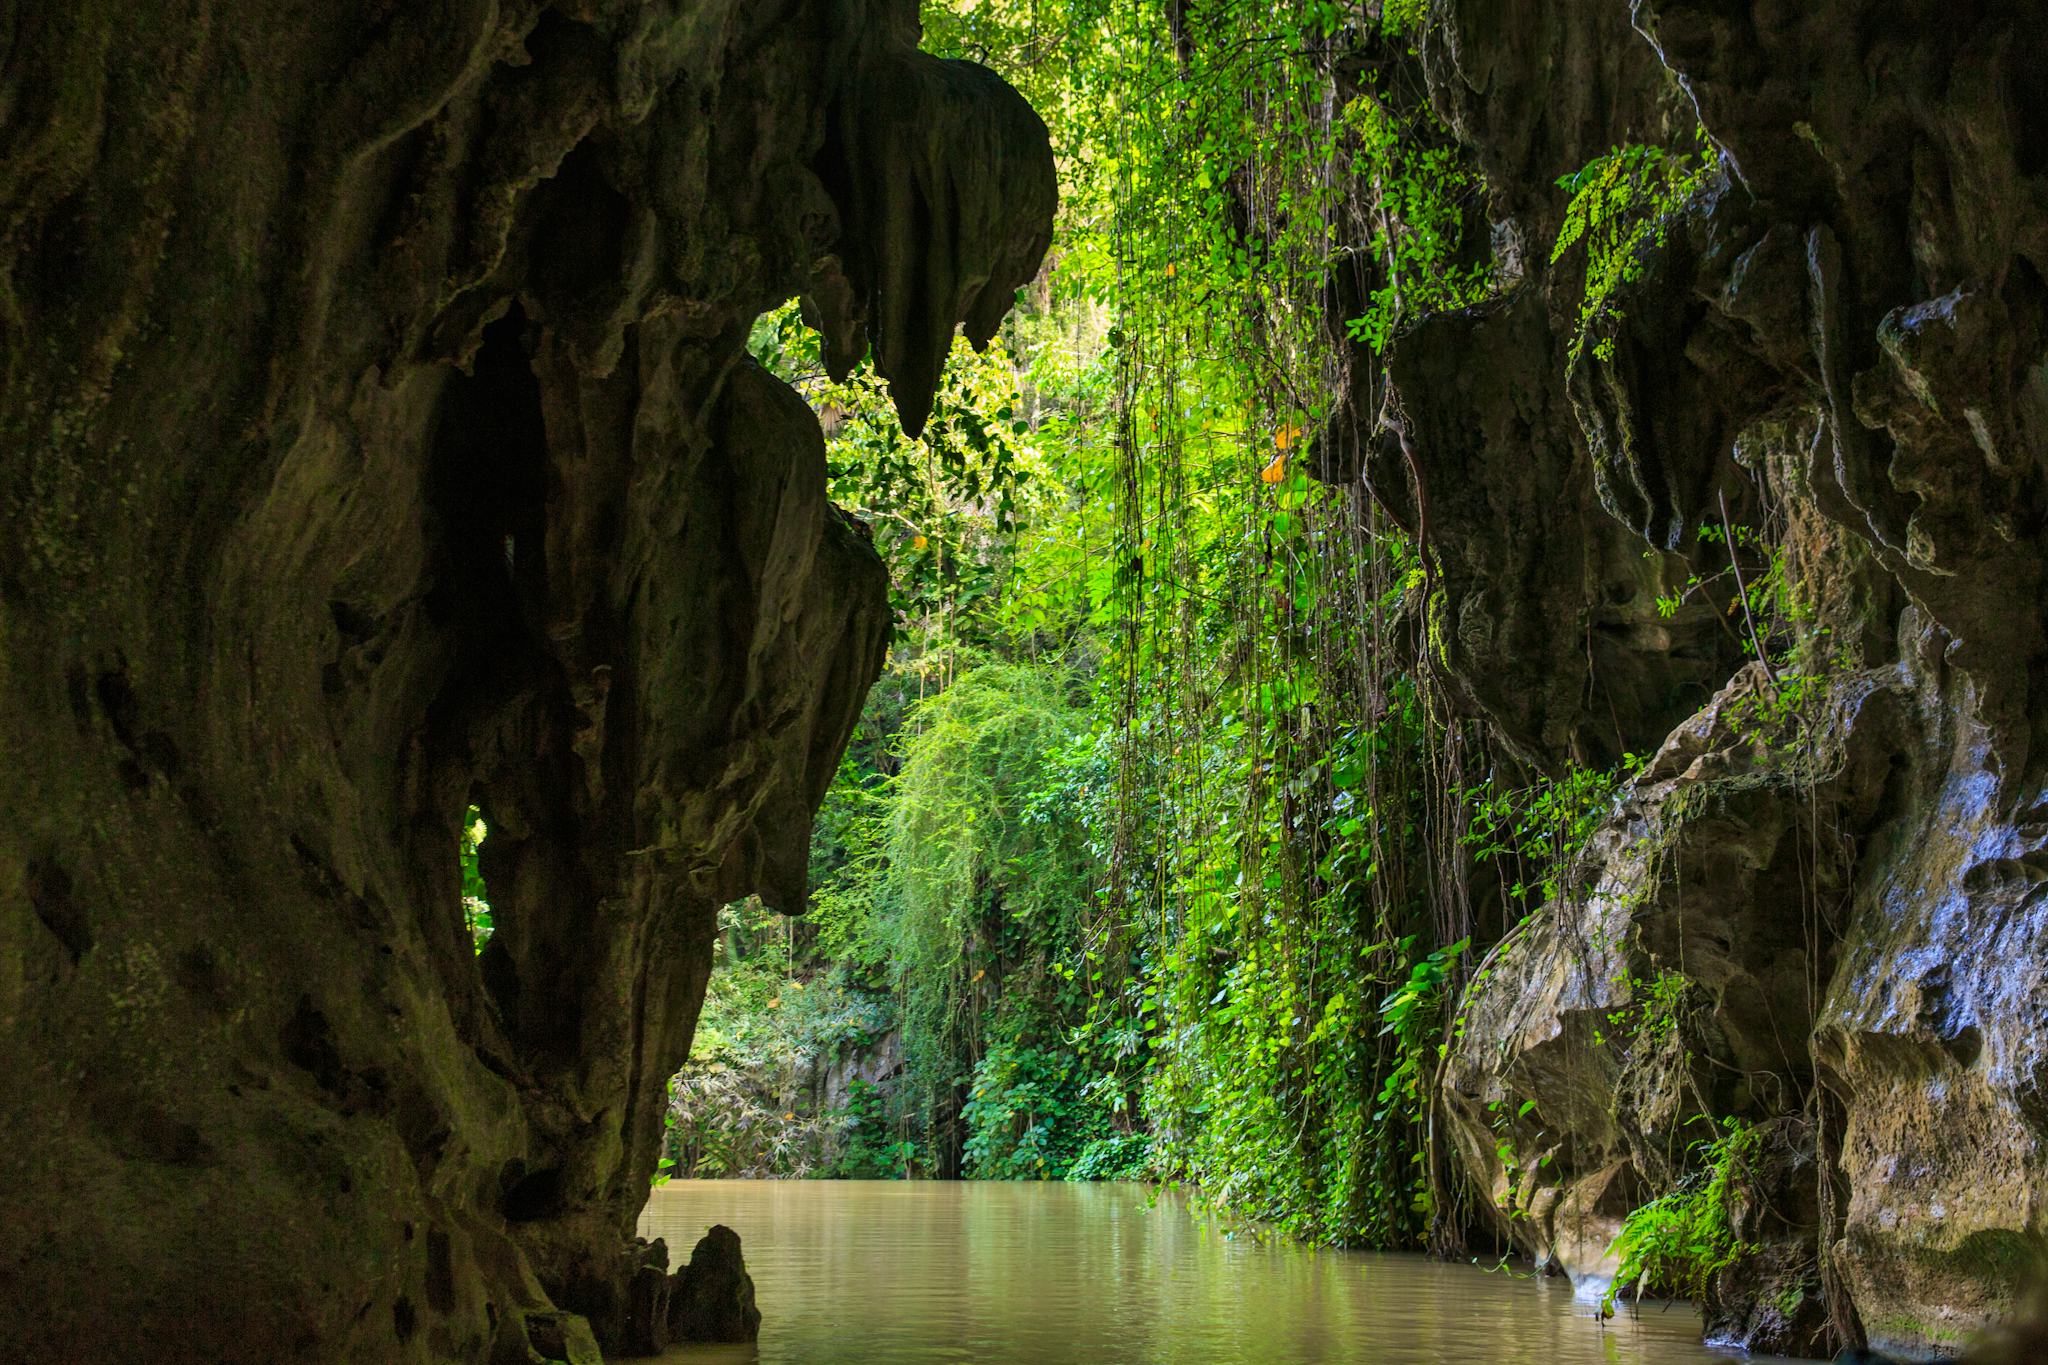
top-left (667, 1223), bottom-right (761, 1344)
top-left (1312, 0), bottom-right (2045, 1356)
top-left (0, 0), bottom-right (1050, 1359)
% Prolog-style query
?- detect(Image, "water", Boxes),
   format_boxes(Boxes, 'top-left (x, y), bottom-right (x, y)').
top-left (638, 1180), bottom-right (1803, 1363)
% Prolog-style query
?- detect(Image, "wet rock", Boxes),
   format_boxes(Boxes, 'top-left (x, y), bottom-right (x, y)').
top-left (1439, 656), bottom-right (1912, 1355)
top-left (668, 1225), bottom-right (762, 1344)
top-left (621, 1239), bottom-right (673, 1357)
top-left (1309, 0), bottom-right (2047, 1351)
top-left (496, 1309), bottom-right (603, 1365)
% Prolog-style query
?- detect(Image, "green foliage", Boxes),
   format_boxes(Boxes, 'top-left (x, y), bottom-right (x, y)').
top-left (789, 661), bottom-right (1115, 1176)
top-left (1340, 91), bottom-right (1492, 353)
top-left (1065, 1131), bottom-right (1155, 1182)
top-left (1552, 132), bottom-right (1716, 365)
top-left (1375, 937), bottom-right (1466, 1126)
top-left (666, 927), bottom-right (895, 1179)
top-left (1463, 759), bottom-right (1632, 911)
top-left (962, 1041), bottom-right (1110, 1180)
top-left (806, 753), bottom-right (897, 976)
top-left (882, 665), bottom-right (1107, 1170)
top-left (750, 302), bottom-right (1038, 642)
top-left (1603, 1118), bottom-right (1763, 1312)
top-left (991, 0), bottom-right (1497, 1249)
top-left (1379, 0), bottom-right (1431, 35)
top-left (833, 1079), bottom-right (916, 1179)
top-left (459, 805), bottom-right (492, 950)
top-left (886, 667), bottom-right (1088, 953)
top-left (1608, 966), bottom-right (1690, 1050)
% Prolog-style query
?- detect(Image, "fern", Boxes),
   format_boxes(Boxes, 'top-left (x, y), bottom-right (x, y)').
top-left (1602, 1118), bottom-right (1763, 1312)
top-left (1551, 130), bottom-right (1716, 366)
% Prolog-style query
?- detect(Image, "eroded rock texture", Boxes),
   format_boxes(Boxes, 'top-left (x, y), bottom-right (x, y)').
top-left (1321, 0), bottom-right (2045, 1357)
top-left (665, 1223), bottom-right (760, 1344)
top-left (0, 1), bottom-right (1050, 1360)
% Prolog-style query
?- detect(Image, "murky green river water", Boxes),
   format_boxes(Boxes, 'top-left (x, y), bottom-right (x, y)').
top-left (639, 1180), bottom-right (1804, 1363)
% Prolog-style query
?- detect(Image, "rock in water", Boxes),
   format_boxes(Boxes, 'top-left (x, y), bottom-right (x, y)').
top-left (622, 1239), bottom-right (674, 1356)
top-left (499, 1310), bottom-right (603, 1365)
top-left (668, 1225), bottom-right (762, 1344)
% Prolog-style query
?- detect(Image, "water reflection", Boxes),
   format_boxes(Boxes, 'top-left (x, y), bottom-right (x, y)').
top-left (639, 1181), bottom-right (1802, 1363)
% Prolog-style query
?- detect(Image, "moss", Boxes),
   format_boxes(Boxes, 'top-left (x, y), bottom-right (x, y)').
top-left (1424, 581), bottom-right (1452, 670)
top-left (1950, 1229), bottom-right (2046, 1295)
top-left (1864, 1311), bottom-right (1970, 1349)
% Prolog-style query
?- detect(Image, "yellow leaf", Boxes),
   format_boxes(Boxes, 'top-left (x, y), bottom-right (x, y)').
top-left (972, 968), bottom-right (986, 983)
top-left (912, 534), bottom-right (929, 550)
top-left (1275, 423), bottom-right (1303, 451)
top-left (1164, 262), bottom-right (1176, 278)
top-left (1260, 452), bottom-right (1287, 484)
top-left (783, 1112), bottom-right (795, 1121)
top-left (766, 998), bottom-right (780, 1009)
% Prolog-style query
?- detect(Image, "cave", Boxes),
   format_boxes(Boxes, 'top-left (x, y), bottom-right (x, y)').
top-left (0, 0), bottom-right (1047, 1358)
top-left (4, 0), bottom-right (2045, 1361)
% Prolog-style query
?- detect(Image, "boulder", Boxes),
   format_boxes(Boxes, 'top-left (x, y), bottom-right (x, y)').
top-left (668, 1225), bottom-right (762, 1344)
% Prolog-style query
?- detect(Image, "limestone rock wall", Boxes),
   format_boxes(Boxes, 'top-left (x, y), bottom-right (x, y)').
top-left (0, 1), bottom-right (1050, 1360)
top-left (1322, 0), bottom-right (2046, 1356)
